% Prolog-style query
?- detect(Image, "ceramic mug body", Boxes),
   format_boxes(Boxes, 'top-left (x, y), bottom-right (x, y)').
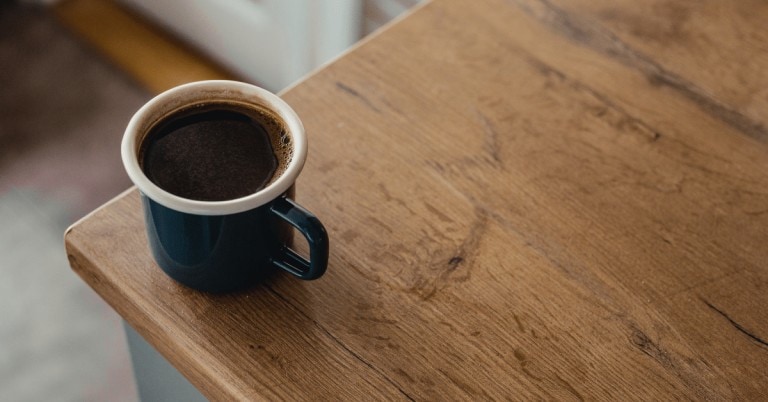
top-left (122, 81), bottom-right (328, 293)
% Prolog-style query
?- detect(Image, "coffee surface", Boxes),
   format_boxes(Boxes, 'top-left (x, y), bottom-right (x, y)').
top-left (141, 106), bottom-right (280, 201)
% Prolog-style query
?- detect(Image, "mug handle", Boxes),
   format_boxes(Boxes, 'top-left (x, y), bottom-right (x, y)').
top-left (268, 197), bottom-right (329, 280)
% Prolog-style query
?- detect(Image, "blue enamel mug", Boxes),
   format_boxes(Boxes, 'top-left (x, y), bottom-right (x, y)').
top-left (121, 81), bottom-right (328, 293)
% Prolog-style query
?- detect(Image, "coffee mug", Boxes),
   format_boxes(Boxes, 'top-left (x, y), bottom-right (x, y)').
top-left (121, 80), bottom-right (329, 293)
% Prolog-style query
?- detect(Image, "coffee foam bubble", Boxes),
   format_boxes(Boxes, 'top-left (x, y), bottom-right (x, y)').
top-left (244, 104), bottom-right (294, 188)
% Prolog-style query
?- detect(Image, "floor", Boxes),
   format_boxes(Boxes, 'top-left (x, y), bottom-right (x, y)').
top-left (0, 3), bottom-right (146, 401)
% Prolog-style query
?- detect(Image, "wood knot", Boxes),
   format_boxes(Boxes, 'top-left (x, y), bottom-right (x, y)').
top-left (630, 328), bottom-right (651, 348)
top-left (448, 256), bottom-right (464, 268)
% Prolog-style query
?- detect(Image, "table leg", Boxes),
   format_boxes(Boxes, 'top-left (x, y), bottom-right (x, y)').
top-left (123, 322), bottom-right (207, 401)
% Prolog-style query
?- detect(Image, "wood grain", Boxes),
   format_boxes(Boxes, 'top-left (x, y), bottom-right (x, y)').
top-left (66, 0), bottom-right (768, 399)
top-left (66, 190), bottom-right (410, 401)
top-left (533, 0), bottom-right (768, 141)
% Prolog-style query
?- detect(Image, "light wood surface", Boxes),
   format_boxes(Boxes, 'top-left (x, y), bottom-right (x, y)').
top-left (65, 0), bottom-right (768, 399)
top-left (54, 0), bottom-right (236, 94)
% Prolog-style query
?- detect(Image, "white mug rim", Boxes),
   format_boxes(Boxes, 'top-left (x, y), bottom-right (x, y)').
top-left (121, 80), bottom-right (307, 216)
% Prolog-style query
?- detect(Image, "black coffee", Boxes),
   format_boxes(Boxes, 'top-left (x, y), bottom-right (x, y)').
top-left (140, 103), bottom-right (290, 201)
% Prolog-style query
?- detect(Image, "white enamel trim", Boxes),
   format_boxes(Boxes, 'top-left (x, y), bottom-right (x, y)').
top-left (121, 80), bottom-right (307, 216)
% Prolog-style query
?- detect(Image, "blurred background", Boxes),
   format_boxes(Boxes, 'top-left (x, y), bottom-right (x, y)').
top-left (0, 0), bottom-right (418, 400)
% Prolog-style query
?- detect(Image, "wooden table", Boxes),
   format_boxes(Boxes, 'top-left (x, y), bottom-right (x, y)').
top-left (65, 0), bottom-right (768, 399)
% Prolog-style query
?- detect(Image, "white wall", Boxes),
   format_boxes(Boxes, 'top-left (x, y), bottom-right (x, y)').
top-left (117, 0), bottom-right (363, 91)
